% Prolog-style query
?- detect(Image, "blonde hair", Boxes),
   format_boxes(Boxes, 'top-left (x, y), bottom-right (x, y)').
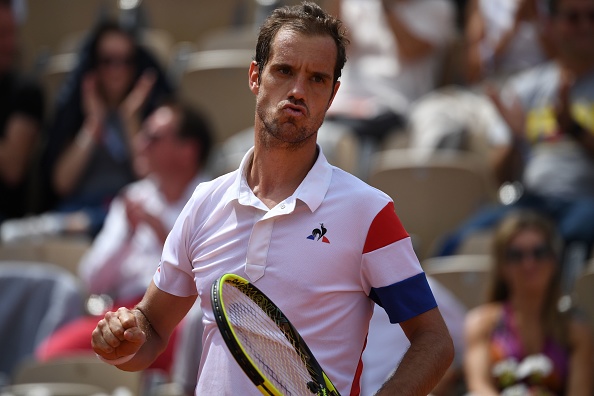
top-left (486, 210), bottom-right (569, 346)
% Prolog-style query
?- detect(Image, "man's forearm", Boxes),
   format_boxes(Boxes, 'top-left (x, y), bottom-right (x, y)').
top-left (112, 307), bottom-right (167, 372)
top-left (381, 1), bottom-right (434, 61)
top-left (374, 329), bottom-right (454, 396)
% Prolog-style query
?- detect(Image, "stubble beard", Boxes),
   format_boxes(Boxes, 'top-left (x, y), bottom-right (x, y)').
top-left (256, 105), bottom-right (319, 151)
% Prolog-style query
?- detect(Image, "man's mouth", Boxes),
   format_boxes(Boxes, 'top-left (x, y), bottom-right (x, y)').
top-left (282, 103), bottom-right (306, 116)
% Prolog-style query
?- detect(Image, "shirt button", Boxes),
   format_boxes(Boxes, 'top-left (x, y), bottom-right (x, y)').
top-left (280, 204), bottom-right (286, 209)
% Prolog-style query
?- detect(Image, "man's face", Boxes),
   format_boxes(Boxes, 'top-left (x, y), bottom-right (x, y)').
top-left (137, 106), bottom-right (180, 174)
top-left (96, 31), bottom-right (136, 103)
top-left (249, 27), bottom-right (340, 150)
top-left (552, 0), bottom-right (594, 60)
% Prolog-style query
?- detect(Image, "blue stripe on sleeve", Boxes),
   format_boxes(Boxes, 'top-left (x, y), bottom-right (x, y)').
top-left (369, 272), bottom-right (437, 324)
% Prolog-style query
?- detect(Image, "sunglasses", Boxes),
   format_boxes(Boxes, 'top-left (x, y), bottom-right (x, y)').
top-left (558, 9), bottom-right (594, 24)
top-left (97, 56), bottom-right (134, 68)
top-left (505, 245), bottom-right (553, 264)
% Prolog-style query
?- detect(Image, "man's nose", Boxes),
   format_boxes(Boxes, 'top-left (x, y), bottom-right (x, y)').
top-left (288, 74), bottom-right (307, 100)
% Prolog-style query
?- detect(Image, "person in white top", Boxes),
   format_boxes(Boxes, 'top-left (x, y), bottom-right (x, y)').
top-left (327, 0), bottom-right (456, 119)
top-left (36, 100), bottom-right (213, 375)
top-left (91, 3), bottom-right (454, 395)
top-left (323, 0), bottom-right (455, 137)
top-left (322, 0), bottom-right (456, 178)
top-left (76, 101), bottom-right (212, 304)
top-left (465, 0), bottom-right (551, 84)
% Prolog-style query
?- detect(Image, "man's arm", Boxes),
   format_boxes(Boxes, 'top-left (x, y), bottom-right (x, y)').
top-left (78, 195), bottom-right (132, 294)
top-left (374, 307), bottom-right (454, 396)
top-left (555, 70), bottom-right (594, 158)
top-left (92, 280), bottom-right (197, 372)
top-left (381, 0), bottom-right (437, 62)
top-left (485, 85), bottom-right (527, 185)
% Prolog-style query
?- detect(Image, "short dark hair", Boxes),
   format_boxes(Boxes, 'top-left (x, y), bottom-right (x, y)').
top-left (254, 1), bottom-right (348, 85)
top-left (173, 102), bottom-right (214, 168)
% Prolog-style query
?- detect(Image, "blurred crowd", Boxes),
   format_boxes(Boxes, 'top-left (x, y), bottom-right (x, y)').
top-left (0, 0), bottom-right (593, 395)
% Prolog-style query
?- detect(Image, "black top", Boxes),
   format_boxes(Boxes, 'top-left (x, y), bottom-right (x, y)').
top-left (0, 71), bottom-right (44, 220)
top-left (38, 25), bottom-right (174, 217)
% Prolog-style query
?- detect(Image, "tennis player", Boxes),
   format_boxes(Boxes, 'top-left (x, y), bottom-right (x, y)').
top-left (92, 2), bottom-right (454, 394)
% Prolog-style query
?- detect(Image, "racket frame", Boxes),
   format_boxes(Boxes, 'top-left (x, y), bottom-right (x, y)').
top-left (211, 273), bottom-right (340, 396)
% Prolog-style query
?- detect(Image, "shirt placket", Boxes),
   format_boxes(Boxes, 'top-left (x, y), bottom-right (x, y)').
top-left (244, 203), bottom-right (291, 282)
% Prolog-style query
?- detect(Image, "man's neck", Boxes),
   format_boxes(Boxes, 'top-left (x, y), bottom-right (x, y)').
top-left (247, 142), bottom-right (318, 209)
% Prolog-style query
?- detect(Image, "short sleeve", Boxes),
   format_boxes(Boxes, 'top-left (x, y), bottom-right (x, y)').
top-left (361, 202), bottom-right (437, 323)
top-left (153, 195), bottom-right (199, 297)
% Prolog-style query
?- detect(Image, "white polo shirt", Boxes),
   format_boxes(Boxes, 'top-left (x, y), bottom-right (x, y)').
top-left (154, 146), bottom-right (436, 395)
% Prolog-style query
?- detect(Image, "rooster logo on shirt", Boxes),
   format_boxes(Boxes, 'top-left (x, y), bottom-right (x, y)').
top-left (307, 223), bottom-right (330, 243)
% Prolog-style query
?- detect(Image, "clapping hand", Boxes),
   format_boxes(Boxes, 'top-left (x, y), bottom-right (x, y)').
top-left (121, 69), bottom-right (157, 121)
top-left (81, 72), bottom-right (107, 142)
top-left (485, 83), bottom-right (526, 140)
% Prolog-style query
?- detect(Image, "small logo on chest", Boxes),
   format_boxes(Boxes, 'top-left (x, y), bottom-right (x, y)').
top-left (307, 223), bottom-right (330, 243)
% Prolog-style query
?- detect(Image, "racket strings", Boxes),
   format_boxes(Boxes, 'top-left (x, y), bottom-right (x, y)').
top-left (223, 282), bottom-right (322, 395)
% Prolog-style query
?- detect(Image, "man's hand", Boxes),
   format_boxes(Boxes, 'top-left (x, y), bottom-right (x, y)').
top-left (92, 307), bottom-right (147, 361)
top-left (123, 197), bottom-right (169, 243)
top-left (485, 84), bottom-right (526, 139)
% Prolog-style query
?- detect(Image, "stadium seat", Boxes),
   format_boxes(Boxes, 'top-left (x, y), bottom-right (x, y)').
top-left (423, 254), bottom-right (492, 310)
top-left (0, 382), bottom-right (107, 396)
top-left (0, 236), bottom-right (91, 275)
top-left (9, 355), bottom-right (141, 395)
top-left (368, 148), bottom-right (497, 260)
top-left (177, 49), bottom-right (256, 145)
top-left (0, 263), bottom-right (85, 378)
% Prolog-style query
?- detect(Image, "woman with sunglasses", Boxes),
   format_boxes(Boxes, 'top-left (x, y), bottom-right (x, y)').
top-left (39, 20), bottom-right (173, 237)
top-left (464, 210), bottom-right (593, 395)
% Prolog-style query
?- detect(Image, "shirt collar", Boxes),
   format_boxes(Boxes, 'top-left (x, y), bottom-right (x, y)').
top-left (292, 145), bottom-right (333, 212)
top-left (224, 145), bottom-right (333, 213)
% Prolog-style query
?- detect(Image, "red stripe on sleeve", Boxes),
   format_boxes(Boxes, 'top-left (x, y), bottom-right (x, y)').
top-left (362, 202), bottom-right (409, 254)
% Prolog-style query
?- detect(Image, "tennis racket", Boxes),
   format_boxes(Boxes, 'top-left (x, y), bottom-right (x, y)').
top-left (211, 273), bottom-right (341, 396)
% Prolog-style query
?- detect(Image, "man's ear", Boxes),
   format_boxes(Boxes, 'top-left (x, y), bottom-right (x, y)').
top-left (327, 80), bottom-right (341, 110)
top-left (248, 61), bottom-right (260, 95)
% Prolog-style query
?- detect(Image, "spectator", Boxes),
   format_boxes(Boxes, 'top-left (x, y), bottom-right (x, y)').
top-left (40, 19), bottom-right (173, 236)
top-left (464, 210), bottom-right (592, 395)
top-left (465, 0), bottom-right (552, 85)
top-left (36, 100), bottom-right (213, 375)
top-left (437, 0), bottom-right (594, 291)
top-left (324, 0), bottom-right (456, 167)
top-left (0, 0), bottom-right (44, 221)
